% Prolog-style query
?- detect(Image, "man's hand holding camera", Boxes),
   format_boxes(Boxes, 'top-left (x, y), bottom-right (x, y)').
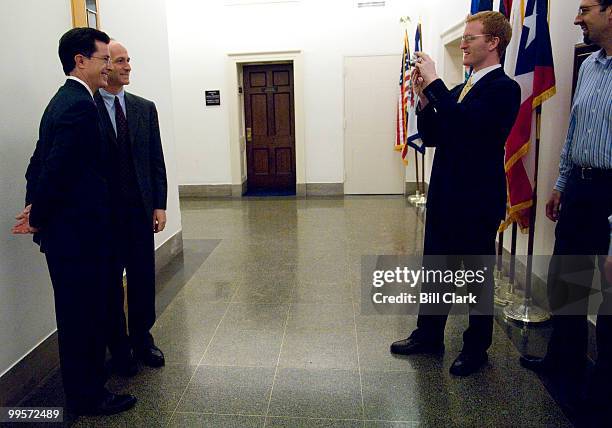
top-left (411, 52), bottom-right (439, 109)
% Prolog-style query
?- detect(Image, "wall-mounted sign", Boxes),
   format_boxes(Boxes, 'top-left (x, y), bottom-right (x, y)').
top-left (205, 90), bottom-right (221, 106)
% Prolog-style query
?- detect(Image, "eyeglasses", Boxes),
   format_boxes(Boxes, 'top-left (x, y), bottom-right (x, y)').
top-left (578, 4), bottom-right (601, 15)
top-left (88, 55), bottom-right (112, 64)
top-left (461, 34), bottom-right (492, 43)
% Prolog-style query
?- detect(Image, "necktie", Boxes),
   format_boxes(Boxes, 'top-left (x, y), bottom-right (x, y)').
top-left (114, 96), bottom-right (128, 142)
top-left (113, 96), bottom-right (133, 200)
top-left (458, 75), bottom-right (474, 103)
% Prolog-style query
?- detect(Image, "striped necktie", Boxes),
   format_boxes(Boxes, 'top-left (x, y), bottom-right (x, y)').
top-left (458, 75), bottom-right (474, 103)
top-left (113, 96), bottom-right (133, 200)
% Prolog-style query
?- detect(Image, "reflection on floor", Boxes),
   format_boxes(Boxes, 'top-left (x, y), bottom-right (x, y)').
top-left (15, 196), bottom-right (576, 427)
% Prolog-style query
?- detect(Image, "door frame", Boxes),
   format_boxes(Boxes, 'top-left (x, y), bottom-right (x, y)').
top-left (227, 50), bottom-right (305, 196)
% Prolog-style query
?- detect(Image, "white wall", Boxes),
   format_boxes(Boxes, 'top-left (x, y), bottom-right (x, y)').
top-left (98, 0), bottom-right (182, 248)
top-left (0, 0), bottom-right (181, 379)
top-left (166, 0), bottom-right (427, 186)
top-left (0, 0), bottom-right (72, 379)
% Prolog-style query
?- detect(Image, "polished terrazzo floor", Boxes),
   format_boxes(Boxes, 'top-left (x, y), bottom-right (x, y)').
top-left (16, 196), bottom-right (574, 427)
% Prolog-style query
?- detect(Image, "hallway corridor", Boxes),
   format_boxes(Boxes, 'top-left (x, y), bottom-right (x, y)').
top-left (19, 197), bottom-right (571, 427)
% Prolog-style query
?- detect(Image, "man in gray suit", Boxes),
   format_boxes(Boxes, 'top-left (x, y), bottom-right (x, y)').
top-left (94, 40), bottom-right (167, 375)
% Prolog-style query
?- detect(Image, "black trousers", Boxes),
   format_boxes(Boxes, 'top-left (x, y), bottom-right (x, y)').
top-left (545, 170), bottom-right (612, 371)
top-left (413, 211), bottom-right (499, 354)
top-left (45, 251), bottom-right (110, 408)
top-left (107, 204), bottom-right (156, 355)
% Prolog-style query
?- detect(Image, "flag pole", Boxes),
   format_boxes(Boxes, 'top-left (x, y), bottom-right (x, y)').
top-left (415, 22), bottom-right (427, 206)
top-left (494, 229), bottom-right (515, 306)
top-left (497, 231), bottom-right (504, 271)
top-left (504, 106), bottom-right (550, 323)
top-left (510, 222), bottom-right (517, 284)
top-left (414, 150), bottom-right (421, 197)
top-left (496, 224), bottom-right (517, 305)
top-left (420, 152), bottom-right (426, 195)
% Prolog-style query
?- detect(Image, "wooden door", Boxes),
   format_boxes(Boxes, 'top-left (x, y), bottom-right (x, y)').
top-left (243, 64), bottom-right (296, 192)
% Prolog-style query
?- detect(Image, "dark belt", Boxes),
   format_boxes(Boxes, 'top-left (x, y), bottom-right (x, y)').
top-left (572, 166), bottom-right (612, 181)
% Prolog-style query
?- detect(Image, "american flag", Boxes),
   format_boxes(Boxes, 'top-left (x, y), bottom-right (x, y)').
top-left (403, 22), bottom-right (425, 162)
top-left (395, 30), bottom-right (410, 161)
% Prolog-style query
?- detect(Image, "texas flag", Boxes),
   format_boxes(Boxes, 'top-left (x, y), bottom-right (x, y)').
top-left (502, 0), bottom-right (556, 230)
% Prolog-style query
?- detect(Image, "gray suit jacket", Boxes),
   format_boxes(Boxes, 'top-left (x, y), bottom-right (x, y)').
top-left (94, 91), bottom-right (167, 219)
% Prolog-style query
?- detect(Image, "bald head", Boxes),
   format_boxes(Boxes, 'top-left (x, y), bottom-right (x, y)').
top-left (105, 40), bottom-right (131, 93)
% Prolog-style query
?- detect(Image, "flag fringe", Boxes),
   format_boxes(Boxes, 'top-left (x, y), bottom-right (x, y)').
top-left (504, 141), bottom-right (530, 172)
top-left (532, 85), bottom-right (556, 109)
top-left (498, 199), bottom-right (533, 232)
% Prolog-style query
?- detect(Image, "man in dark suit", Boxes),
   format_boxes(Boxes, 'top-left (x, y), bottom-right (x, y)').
top-left (390, 11), bottom-right (521, 376)
top-left (94, 40), bottom-right (167, 375)
top-left (13, 28), bottom-right (136, 414)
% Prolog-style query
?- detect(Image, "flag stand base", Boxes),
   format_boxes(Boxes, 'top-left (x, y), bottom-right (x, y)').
top-left (504, 299), bottom-right (550, 324)
top-left (408, 192), bottom-right (426, 206)
top-left (408, 191), bottom-right (421, 203)
top-left (494, 269), bottom-right (518, 306)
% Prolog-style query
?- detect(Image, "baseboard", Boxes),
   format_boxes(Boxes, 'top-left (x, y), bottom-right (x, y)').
top-left (0, 333), bottom-right (59, 407)
top-left (405, 181), bottom-right (429, 195)
top-left (232, 181), bottom-right (247, 198)
top-left (179, 184), bottom-right (233, 198)
top-left (155, 230), bottom-right (184, 276)
top-left (181, 182), bottom-right (344, 197)
top-left (0, 229), bottom-right (184, 407)
top-left (305, 183), bottom-right (344, 196)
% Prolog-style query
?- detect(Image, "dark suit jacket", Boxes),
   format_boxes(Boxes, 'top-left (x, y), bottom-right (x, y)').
top-left (94, 91), bottom-right (167, 221)
top-left (25, 79), bottom-right (111, 255)
top-left (417, 68), bottom-right (521, 224)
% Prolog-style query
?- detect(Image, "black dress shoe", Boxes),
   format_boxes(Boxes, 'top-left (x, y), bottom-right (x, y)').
top-left (134, 344), bottom-right (165, 368)
top-left (73, 390), bottom-right (137, 416)
top-left (519, 354), bottom-right (554, 374)
top-left (111, 354), bottom-right (138, 377)
top-left (449, 352), bottom-right (488, 376)
top-left (390, 337), bottom-right (445, 356)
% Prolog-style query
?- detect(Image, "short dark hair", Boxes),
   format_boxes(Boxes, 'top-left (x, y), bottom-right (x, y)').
top-left (58, 27), bottom-right (110, 75)
top-left (600, 0), bottom-right (612, 10)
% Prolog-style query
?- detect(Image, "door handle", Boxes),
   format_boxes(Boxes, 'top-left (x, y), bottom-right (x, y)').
top-left (246, 127), bottom-right (252, 142)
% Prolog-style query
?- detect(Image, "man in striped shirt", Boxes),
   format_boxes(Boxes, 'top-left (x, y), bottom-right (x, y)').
top-left (520, 0), bottom-right (612, 407)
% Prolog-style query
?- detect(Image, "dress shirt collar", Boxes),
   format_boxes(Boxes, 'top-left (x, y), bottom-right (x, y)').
top-left (67, 76), bottom-right (94, 98)
top-left (99, 87), bottom-right (126, 109)
top-left (593, 49), bottom-right (612, 66)
top-left (470, 64), bottom-right (502, 85)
